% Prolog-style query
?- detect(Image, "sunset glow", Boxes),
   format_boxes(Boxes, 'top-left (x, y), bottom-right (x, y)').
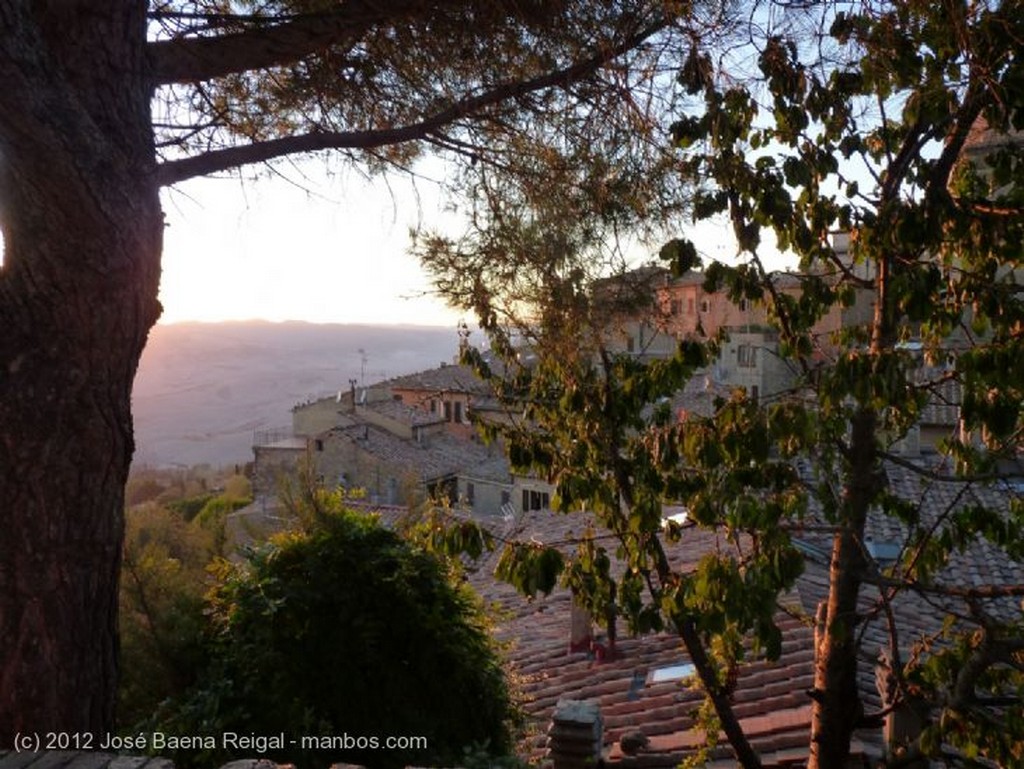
top-left (158, 162), bottom-right (464, 327)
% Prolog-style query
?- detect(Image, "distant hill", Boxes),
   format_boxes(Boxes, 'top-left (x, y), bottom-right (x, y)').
top-left (131, 321), bottom-right (462, 468)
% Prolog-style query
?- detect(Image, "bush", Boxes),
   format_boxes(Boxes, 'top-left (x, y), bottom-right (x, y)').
top-left (118, 504), bottom-right (212, 726)
top-left (155, 496), bottom-right (516, 769)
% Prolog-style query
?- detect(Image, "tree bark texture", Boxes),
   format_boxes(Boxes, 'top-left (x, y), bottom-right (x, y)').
top-left (807, 413), bottom-right (879, 769)
top-left (0, 2), bottom-right (162, 741)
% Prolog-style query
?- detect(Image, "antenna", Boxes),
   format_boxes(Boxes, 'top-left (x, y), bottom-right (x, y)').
top-left (358, 347), bottom-right (367, 385)
top-left (457, 319), bottom-right (470, 358)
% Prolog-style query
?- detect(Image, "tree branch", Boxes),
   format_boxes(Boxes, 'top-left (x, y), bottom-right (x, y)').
top-left (146, 0), bottom-right (428, 85)
top-left (876, 450), bottom-right (1006, 485)
top-left (156, 19), bottom-right (669, 186)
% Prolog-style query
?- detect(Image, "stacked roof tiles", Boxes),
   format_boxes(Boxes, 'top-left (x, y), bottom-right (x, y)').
top-left (461, 456), bottom-right (1022, 767)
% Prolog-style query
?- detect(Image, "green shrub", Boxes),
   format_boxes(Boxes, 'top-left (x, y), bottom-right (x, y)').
top-left (166, 493), bottom-right (215, 522)
top-left (155, 496), bottom-right (516, 769)
top-left (118, 504), bottom-right (211, 726)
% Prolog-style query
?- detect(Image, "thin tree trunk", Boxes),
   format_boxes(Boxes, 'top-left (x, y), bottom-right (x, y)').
top-left (677, 615), bottom-right (764, 769)
top-left (808, 229), bottom-right (897, 768)
top-left (0, 2), bottom-right (161, 742)
top-left (808, 409), bottom-right (877, 769)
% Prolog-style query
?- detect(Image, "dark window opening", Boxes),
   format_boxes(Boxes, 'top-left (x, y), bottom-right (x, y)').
top-left (737, 344), bottom-right (757, 368)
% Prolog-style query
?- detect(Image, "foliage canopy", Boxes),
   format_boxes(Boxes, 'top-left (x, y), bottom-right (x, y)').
top-left (0, 0), bottom-right (730, 739)
top-left (421, 2), bottom-right (1024, 768)
top-left (155, 491), bottom-right (516, 769)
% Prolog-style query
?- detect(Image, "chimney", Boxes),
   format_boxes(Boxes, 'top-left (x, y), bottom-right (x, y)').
top-left (895, 424), bottom-right (921, 457)
top-left (546, 699), bottom-right (603, 769)
top-left (876, 652), bottom-right (928, 767)
top-left (569, 595), bottom-right (593, 653)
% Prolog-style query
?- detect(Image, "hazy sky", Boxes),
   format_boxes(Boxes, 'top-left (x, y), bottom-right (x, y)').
top-left (0, 158), bottom-right (752, 329)
top-left (157, 159), bottom-right (746, 329)
top-left (158, 159), bottom-right (467, 327)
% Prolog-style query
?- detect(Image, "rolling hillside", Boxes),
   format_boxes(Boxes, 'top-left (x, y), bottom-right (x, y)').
top-left (131, 321), bottom-right (461, 467)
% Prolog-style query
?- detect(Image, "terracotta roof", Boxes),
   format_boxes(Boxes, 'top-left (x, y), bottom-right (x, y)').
top-left (593, 266), bottom-right (673, 298)
top-left (793, 458), bottom-right (1023, 743)
top-left (462, 454), bottom-right (1023, 767)
top-left (360, 397), bottom-right (445, 427)
top-left (385, 363), bottom-right (492, 396)
top-left (794, 457), bottom-right (1024, 604)
top-left (328, 423), bottom-right (500, 484)
top-left (465, 511), bottom-right (827, 768)
top-left (461, 451), bottom-right (513, 485)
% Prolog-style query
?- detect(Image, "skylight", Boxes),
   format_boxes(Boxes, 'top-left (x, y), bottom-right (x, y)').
top-left (648, 663), bottom-right (696, 684)
top-left (661, 508), bottom-right (688, 529)
top-left (865, 539), bottom-right (902, 566)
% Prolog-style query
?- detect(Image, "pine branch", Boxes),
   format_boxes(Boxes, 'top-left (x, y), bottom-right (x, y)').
top-left (156, 19), bottom-right (669, 186)
top-left (147, 0), bottom-right (427, 85)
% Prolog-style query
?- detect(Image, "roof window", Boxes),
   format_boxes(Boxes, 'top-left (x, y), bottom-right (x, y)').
top-left (647, 663), bottom-right (696, 684)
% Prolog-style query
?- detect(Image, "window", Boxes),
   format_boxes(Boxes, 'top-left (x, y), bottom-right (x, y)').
top-left (670, 299), bottom-right (681, 316)
top-left (501, 490), bottom-right (511, 506)
top-left (866, 539), bottom-right (902, 567)
top-left (625, 335), bottom-right (635, 353)
top-left (314, 439), bottom-right (324, 452)
top-left (454, 401), bottom-right (463, 423)
top-left (687, 297), bottom-right (695, 315)
top-left (648, 663), bottom-right (696, 684)
top-left (466, 482), bottom-right (475, 506)
top-left (444, 401), bottom-right (452, 421)
top-left (737, 344), bottom-right (757, 368)
top-left (522, 489), bottom-right (550, 511)
top-left (738, 298), bottom-right (748, 312)
top-left (429, 399), bottom-right (437, 413)
top-left (700, 298), bottom-right (710, 313)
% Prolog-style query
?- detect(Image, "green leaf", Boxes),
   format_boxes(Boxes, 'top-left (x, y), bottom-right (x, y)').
top-left (659, 238), bottom-right (701, 275)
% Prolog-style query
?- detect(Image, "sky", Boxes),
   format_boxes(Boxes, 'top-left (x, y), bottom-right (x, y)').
top-left (158, 160), bottom-right (748, 329)
top-left (158, 159), bottom-right (468, 327)
top-left (0, 156), bottom-right (763, 329)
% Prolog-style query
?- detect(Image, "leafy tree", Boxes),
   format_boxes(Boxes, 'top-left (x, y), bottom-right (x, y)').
top-left (221, 472), bottom-right (252, 504)
top-left (118, 503), bottom-right (213, 727)
top-left (154, 490), bottom-right (516, 769)
top-left (422, 2), bottom-right (1024, 768)
top-left (0, 1), bottom-right (716, 738)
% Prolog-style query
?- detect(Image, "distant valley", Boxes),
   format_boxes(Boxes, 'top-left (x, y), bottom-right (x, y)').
top-left (131, 321), bottom-right (462, 468)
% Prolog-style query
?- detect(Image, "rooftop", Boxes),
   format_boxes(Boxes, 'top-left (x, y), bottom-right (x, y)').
top-left (329, 423), bottom-right (503, 484)
top-left (360, 396), bottom-right (446, 427)
top-left (465, 510), bottom-right (834, 768)
top-left (385, 363), bottom-right (492, 396)
top-left (460, 453), bottom-right (1023, 767)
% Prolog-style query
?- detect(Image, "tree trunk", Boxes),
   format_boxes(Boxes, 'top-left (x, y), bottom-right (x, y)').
top-left (807, 403), bottom-right (882, 768)
top-left (808, 519), bottom-right (867, 769)
top-left (0, 3), bottom-right (161, 742)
